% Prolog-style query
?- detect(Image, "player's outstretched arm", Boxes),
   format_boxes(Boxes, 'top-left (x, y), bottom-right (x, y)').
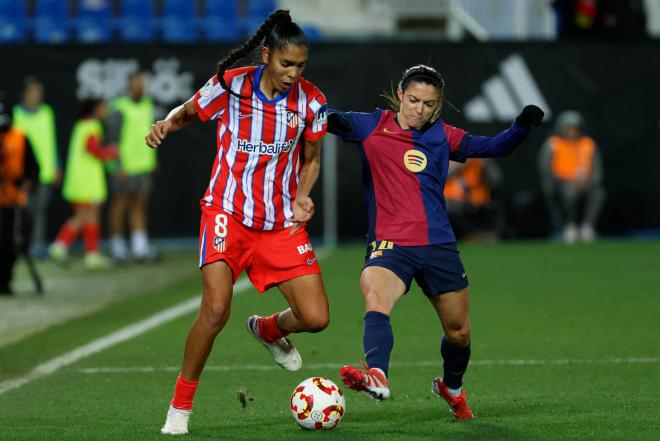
top-left (145, 97), bottom-right (198, 148)
top-left (463, 105), bottom-right (544, 159)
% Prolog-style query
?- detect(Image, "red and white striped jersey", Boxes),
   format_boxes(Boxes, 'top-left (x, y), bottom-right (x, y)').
top-left (193, 65), bottom-right (328, 230)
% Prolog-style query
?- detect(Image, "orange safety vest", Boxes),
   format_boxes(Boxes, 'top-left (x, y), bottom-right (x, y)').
top-left (0, 127), bottom-right (28, 207)
top-left (444, 159), bottom-right (490, 206)
top-left (548, 136), bottom-right (596, 181)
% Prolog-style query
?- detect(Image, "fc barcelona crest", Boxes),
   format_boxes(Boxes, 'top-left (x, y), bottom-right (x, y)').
top-left (287, 111), bottom-right (299, 129)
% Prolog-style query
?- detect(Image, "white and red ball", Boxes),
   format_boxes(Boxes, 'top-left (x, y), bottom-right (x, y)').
top-left (290, 377), bottom-right (346, 430)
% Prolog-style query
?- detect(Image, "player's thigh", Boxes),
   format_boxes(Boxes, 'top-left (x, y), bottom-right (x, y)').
top-left (360, 266), bottom-right (406, 315)
top-left (429, 288), bottom-right (471, 341)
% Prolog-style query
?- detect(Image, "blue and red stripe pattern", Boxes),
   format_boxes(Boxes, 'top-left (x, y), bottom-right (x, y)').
top-left (193, 65), bottom-right (327, 231)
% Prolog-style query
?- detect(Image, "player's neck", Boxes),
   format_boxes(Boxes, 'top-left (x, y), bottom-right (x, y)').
top-left (395, 112), bottom-right (412, 130)
top-left (259, 73), bottom-right (280, 101)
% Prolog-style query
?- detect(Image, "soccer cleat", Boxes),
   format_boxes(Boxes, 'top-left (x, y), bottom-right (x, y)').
top-left (161, 405), bottom-right (192, 435)
top-left (432, 377), bottom-right (475, 419)
top-left (246, 315), bottom-right (302, 371)
top-left (340, 363), bottom-right (390, 401)
top-left (84, 252), bottom-right (112, 270)
top-left (48, 242), bottom-right (69, 264)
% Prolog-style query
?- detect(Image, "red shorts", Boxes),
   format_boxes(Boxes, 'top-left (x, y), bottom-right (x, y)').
top-left (198, 205), bottom-right (321, 292)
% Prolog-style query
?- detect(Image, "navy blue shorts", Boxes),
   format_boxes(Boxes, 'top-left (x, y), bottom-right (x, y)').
top-left (362, 240), bottom-right (468, 297)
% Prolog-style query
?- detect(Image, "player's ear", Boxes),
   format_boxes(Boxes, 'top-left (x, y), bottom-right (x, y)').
top-left (397, 86), bottom-right (403, 102)
top-left (261, 47), bottom-right (270, 65)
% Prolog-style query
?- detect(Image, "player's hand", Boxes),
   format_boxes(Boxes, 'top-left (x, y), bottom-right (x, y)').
top-left (515, 105), bottom-right (544, 128)
top-left (146, 120), bottom-right (172, 148)
top-left (290, 196), bottom-right (315, 235)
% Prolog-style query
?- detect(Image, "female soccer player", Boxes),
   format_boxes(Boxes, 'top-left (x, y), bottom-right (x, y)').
top-left (146, 10), bottom-right (330, 435)
top-left (328, 65), bottom-right (543, 419)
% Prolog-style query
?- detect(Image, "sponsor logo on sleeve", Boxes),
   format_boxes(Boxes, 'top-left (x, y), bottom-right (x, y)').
top-left (316, 104), bottom-right (328, 125)
top-left (200, 78), bottom-right (214, 98)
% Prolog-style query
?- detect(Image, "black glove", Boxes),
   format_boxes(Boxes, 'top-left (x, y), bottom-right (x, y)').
top-left (515, 105), bottom-right (544, 128)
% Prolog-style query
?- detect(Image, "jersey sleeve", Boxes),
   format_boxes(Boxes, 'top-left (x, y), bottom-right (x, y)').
top-left (303, 91), bottom-right (328, 142)
top-left (193, 75), bottom-right (229, 122)
top-left (443, 122), bottom-right (468, 162)
top-left (327, 109), bottom-right (382, 143)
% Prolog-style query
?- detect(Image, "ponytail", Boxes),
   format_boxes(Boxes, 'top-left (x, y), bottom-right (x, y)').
top-left (216, 10), bottom-right (293, 99)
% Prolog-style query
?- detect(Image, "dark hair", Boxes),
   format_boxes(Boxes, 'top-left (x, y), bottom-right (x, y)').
top-left (127, 70), bottom-right (148, 81)
top-left (76, 98), bottom-right (104, 119)
top-left (215, 10), bottom-right (308, 99)
top-left (382, 64), bottom-right (450, 122)
top-left (22, 75), bottom-right (42, 89)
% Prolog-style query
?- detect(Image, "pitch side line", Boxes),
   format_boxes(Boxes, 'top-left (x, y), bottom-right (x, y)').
top-left (0, 247), bottom-right (331, 397)
top-left (0, 278), bottom-right (253, 396)
top-left (76, 357), bottom-right (660, 374)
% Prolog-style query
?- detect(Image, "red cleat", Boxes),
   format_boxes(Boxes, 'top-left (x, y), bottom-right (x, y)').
top-left (432, 377), bottom-right (475, 419)
top-left (340, 363), bottom-right (390, 401)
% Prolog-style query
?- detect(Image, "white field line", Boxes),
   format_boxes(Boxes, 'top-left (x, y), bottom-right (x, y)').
top-left (0, 278), bottom-right (252, 396)
top-left (76, 357), bottom-right (660, 374)
top-left (0, 247), bottom-right (332, 397)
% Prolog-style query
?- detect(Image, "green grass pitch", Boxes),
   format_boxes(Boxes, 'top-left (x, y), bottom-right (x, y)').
top-left (0, 241), bottom-right (659, 440)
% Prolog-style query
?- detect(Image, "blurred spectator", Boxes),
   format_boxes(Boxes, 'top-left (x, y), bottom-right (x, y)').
top-left (554, 0), bottom-right (648, 39)
top-left (48, 98), bottom-right (117, 269)
top-left (106, 72), bottom-right (157, 262)
top-left (538, 110), bottom-right (605, 243)
top-left (12, 76), bottom-right (60, 259)
top-left (0, 96), bottom-right (39, 295)
top-left (444, 158), bottom-right (504, 242)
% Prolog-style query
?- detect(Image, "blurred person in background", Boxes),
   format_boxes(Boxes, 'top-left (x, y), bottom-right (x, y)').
top-left (444, 158), bottom-right (504, 242)
top-left (106, 71), bottom-right (157, 262)
top-left (553, 0), bottom-right (647, 38)
top-left (328, 64), bottom-right (544, 419)
top-left (538, 110), bottom-right (605, 243)
top-left (0, 96), bottom-right (39, 295)
top-left (12, 77), bottom-right (60, 259)
top-left (48, 98), bottom-right (117, 269)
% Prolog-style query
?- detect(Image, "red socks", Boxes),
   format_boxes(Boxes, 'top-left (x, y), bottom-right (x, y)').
top-left (259, 313), bottom-right (289, 343)
top-left (83, 223), bottom-right (100, 253)
top-left (171, 374), bottom-right (199, 410)
top-left (55, 223), bottom-right (78, 246)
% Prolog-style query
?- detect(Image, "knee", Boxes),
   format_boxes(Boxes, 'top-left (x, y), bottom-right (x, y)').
top-left (200, 300), bottom-right (231, 331)
top-left (300, 312), bottom-right (329, 333)
top-left (363, 289), bottom-right (389, 313)
top-left (446, 323), bottom-right (471, 348)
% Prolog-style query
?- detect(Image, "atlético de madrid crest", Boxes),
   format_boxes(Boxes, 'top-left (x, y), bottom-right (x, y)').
top-left (287, 111), bottom-right (299, 129)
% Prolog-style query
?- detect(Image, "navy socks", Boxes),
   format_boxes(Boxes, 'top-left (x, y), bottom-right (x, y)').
top-left (363, 311), bottom-right (393, 377)
top-left (441, 335), bottom-right (471, 389)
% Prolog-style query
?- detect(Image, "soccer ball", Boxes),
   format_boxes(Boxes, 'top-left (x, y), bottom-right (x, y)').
top-left (290, 377), bottom-right (346, 430)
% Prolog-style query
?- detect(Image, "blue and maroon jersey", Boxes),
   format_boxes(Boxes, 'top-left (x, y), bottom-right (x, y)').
top-left (330, 108), bottom-right (529, 246)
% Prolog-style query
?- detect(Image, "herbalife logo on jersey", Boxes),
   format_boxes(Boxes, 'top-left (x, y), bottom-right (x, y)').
top-left (464, 54), bottom-right (551, 123)
top-left (236, 138), bottom-right (295, 155)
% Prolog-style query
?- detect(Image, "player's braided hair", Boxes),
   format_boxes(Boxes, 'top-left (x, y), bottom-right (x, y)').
top-left (216, 9), bottom-right (308, 99)
top-left (383, 64), bottom-right (457, 123)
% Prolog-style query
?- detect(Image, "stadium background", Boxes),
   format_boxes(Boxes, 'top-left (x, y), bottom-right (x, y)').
top-left (2, 41), bottom-right (659, 240)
